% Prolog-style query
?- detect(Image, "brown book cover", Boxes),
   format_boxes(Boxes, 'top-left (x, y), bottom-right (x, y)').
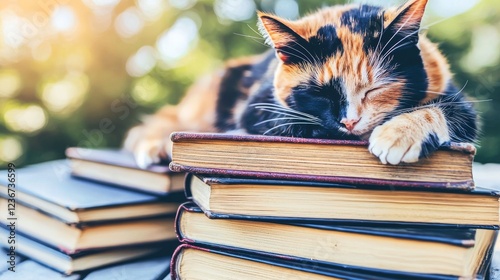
top-left (170, 132), bottom-right (476, 189)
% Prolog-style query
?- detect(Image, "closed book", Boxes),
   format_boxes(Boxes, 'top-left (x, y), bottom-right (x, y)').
top-left (174, 202), bottom-right (497, 278)
top-left (171, 243), bottom-right (495, 280)
top-left (0, 199), bottom-right (177, 254)
top-left (185, 174), bottom-right (500, 227)
top-left (0, 160), bottom-right (183, 225)
top-left (66, 147), bottom-right (185, 195)
top-left (0, 227), bottom-right (176, 275)
top-left (170, 132), bottom-right (476, 189)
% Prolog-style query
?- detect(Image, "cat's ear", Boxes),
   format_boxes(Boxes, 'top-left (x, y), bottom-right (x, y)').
top-left (257, 12), bottom-right (309, 64)
top-left (384, 0), bottom-right (428, 42)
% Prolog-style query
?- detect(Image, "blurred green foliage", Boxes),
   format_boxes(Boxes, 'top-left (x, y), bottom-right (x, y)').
top-left (0, 0), bottom-right (498, 167)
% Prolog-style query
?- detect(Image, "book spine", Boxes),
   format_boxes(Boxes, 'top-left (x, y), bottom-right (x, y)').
top-left (170, 244), bottom-right (212, 280)
top-left (174, 203), bottom-right (197, 244)
top-left (183, 173), bottom-right (194, 200)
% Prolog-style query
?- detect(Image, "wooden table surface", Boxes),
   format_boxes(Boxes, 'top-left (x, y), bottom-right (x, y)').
top-left (1, 163), bottom-right (499, 279)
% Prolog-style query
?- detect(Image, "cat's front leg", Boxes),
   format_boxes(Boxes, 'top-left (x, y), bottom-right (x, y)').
top-left (368, 107), bottom-right (450, 165)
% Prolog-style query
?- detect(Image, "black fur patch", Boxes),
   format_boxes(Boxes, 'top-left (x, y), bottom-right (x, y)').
top-left (340, 5), bottom-right (383, 52)
top-left (419, 133), bottom-right (442, 158)
top-left (431, 83), bottom-right (478, 142)
top-left (215, 65), bottom-right (253, 131)
top-left (307, 25), bottom-right (343, 61)
top-left (216, 52), bottom-right (277, 132)
top-left (340, 5), bottom-right (382, 35)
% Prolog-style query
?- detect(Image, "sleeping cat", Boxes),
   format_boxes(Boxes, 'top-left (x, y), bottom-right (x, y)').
top-left (124, 0), bottom-right (477, 169)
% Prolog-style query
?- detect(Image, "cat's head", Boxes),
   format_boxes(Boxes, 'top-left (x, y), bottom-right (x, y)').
top-left (258, 0), bottom-right (450, 139)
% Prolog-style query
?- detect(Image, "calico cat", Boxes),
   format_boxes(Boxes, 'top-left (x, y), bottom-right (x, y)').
top-left (124, 0), bottom-right (477, 169)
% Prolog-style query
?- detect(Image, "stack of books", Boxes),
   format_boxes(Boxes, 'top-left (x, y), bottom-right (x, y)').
top-left (168, 132), bottom-right (500, 279)
top-left (0, 148), bottom-right (185, 275)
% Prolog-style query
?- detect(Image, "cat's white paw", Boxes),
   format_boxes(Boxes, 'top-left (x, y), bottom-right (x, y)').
top-left (133, 139), bottom-right (165, 169)
top-left (368, 122), bottom-right (424, 165)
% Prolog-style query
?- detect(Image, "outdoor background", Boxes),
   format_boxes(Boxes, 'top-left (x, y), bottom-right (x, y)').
top-left (0, 0), bottom-right (498, 168)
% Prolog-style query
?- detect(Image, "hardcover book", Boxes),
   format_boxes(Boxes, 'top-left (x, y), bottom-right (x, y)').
top-left (174, 203), bottom-right (498, 278)
top-left (170, 132), bottom-right (476, 189)
top-left (185, 175), bottom-right (500, 226)
top-left (0, 227), bottom-right (176, 275)
top-left (66, 147), bottom-right (185, 195)
top-left (0, 198), bottom-right (177, 254)
top-left (0, 161), bottom-right (183, 225)
top-left (171, 243), bottom-right (495, 280)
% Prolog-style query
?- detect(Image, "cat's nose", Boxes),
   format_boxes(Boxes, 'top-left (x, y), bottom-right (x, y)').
top-left (341, 118), bottom-right (360, 131)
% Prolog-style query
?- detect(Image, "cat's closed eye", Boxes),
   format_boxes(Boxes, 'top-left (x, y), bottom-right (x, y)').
top-left (363, 87), bottom-right (384, 100)
top-left (296, 85), bottom-right (311, 91)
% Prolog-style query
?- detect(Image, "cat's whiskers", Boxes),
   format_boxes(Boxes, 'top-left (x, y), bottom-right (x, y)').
top-left (277, 49), bottom-right (315, 66)
top-left (378, 41), bottom-right (413, 64)
top-left (247, 24), bottom-right (266, 39)
top-left (251, 103), bottom-right (321, 122)
top-left (376, 7), bottom-right (419, 64)
top-left (374, 16), bottom-right (454, 66)
top-left (254, 117), bottom-right (322, 127)
top-left (234, 33), bottom-right (269, 47)
top-left (263, 121), bottom-right (321, 136)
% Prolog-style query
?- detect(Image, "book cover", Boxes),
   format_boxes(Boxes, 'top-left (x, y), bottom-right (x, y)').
top-left (0, 227), bottom-right (177, 274)
top-left (66, 147), bottom-right (185, 195)
top-left (170, 132), bottom-right (476, 189)
top-left (66, 147), bottom-right (171, 173)
top-left (0, 160), bottom-right (184, 224)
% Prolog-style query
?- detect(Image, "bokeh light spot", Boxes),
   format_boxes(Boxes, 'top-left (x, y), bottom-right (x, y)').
top-left (137, 0), bottom-right (168, 19)
top-left (0, 137), bottom-right (23, 163)
top-left (214, 0), bottom-right (256, 22)
top-left (126, 46), bottom-right (157, 77)
top-left (461, 25), bottom-right (500, 73)
top-left (430, 0), bottom-right (480, 17)
top-left (156, 16), bottom-right (199, 66)
top-left (41, 73), bottom-right (89, 115)
top-left (4, 105), bottom-right (47, 133)
top-left (169, 0), bottom-right (197, 10)
top-left (131, 76), bottom-right (163, 105)
top-left (115, 7), bottom-right (145, 38)
top-left (0, 70), bottom-right (21, 98)
top-left (274, 0), bottom-right (299, 20)
top-left (52, 6), bottom-right (77, 33)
